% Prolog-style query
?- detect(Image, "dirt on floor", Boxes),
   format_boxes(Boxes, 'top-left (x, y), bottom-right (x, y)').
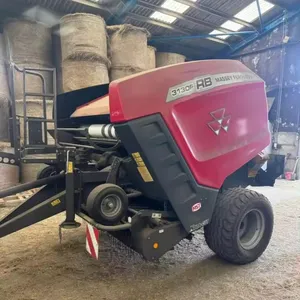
top-left (1, 181), bottom-right (300, 300)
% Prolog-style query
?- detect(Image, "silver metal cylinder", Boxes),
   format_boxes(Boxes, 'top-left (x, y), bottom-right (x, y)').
top-left (87, 124), bottom-right (117, 139)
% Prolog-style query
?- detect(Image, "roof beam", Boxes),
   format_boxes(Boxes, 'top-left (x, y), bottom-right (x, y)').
top-left (127, 12), bottom-right (231, 46)
top-left (266, 0), bottom-right (296, 10)
top-left (137, 0), bottom-right (238, 36)
top-left (225, 7), bottom-right (300, 56)
top-left (175, 0), bottom-right (257, 30)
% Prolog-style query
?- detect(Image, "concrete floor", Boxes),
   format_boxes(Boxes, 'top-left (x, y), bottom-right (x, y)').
top-left (1, 180), bottom-right (300, 300)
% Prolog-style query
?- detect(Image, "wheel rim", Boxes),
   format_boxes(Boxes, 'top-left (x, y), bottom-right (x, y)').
top-left (238, 209), bottom-right (265, 250)
top-left (100, 194), bottom-right (122, 218)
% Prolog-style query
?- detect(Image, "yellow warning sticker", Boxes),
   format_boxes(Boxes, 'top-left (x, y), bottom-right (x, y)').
top-left (67, 162), bottom-right (74, 174)
top-left (137, 166), bottom-right (154, 182)
top-left (132, 152), bottom-right (141, 159)
top-left (132, 152), bottom-right (154, 182)
top-left (51, 199), bottom-right (61, 207)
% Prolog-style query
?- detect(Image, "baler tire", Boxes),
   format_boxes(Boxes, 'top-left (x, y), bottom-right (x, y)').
top-left (86, 184), bottom-right (128, 225)
top-left (204, 188), bottom-right (273, 265)
top-left (36, 166), bottom-right (57, 180)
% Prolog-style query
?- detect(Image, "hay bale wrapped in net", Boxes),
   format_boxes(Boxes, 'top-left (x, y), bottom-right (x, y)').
top-left (0, 142), bottom-right (19, 189)
top-left (0, 34), bottom-right (11, 141)
top-left (13, 62), bottom-right (53, 99)
top-left (110, 66), bottom-right (144, 81)
top-left (60, 13), bottom-right (108, 63)
top-left (0, 34), bottom-right (10, 98)
top-left (3, 19), bottom-right (52, 65)
top-left (146, 46), bottom-right (156, 70)
top-left (107, 24), bottom-right (150, 70)
top-left (156, 52), bottom-right (186, 67)
top-left (21, 163), bottom-right (47, 183)
top-left (0, 95), bottom-right (10, 141)
top-left (15, 98), bottom-right (54, 145)
top-left (62, 59), bottom-right (109, 92)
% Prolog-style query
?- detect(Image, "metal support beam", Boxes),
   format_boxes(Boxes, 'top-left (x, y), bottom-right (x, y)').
top-left (256, 0), bottom-right (264, 31)
top-left (127, 12), bottom-right (231, 46)
top-left (137, 0), bottom-right (239, 37)
top-left (109, 0), bottom-right (137, 23)
top-left (150, 31), bottom-right (255, 42)
top-left (175, 0), bottom-right (257, 30)
top-left (226, 8), bottom-right (300, 56)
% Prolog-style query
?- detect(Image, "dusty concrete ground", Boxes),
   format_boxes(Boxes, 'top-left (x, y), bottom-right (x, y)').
top-left (1, 180), bottom-right (300, 300)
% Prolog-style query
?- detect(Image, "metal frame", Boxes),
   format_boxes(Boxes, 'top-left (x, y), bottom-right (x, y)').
top-left (137, 0), bottom-right (243, 37)
top-left (108, 0), bottom-right (289, 59)
top-left (7, 63), bottom-right (58, 165)
top-left (127, 12), bottom-right (231, 46)
top-left (226, 7), bottom-right (300, 56)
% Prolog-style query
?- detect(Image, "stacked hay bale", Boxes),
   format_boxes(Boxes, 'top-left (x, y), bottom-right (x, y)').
top-left (0, 142), bottom-right (19, 189)
top-left (156, 52), bottom-right (186, 67)
top-left (0, 34), bottom-right (19, 188)
top-left (0, 33), bottom-right (10, 142)
top-left (60, 13), bottom-right (109, 92)
top-left (146, 46), bottom-right (156, 70)
top-left (3, 19), bottom-right (53, 182)
top-left (107, 24), bottom-right (150, 81)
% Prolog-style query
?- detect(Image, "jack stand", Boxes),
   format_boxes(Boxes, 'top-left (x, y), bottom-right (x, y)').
top-left (60, 149), bottom-right (81, 232)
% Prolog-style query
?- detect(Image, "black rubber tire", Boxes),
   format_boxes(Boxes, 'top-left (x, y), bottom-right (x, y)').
top-left (204, 188), bottom-right (273, 265)
top-left (36, 166), bottom-right (57, 180)
top-left (86, 183), bottom-right (128, 225)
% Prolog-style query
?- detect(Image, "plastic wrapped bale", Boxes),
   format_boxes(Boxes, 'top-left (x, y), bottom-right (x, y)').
top-left (110, 66), bottom-right (144, 81)
top-left (146, 46), bottom-right (156, 70)
top-left (15, 99), bottom-right (54, 145)
top-left (107, 24), bottom-right (150, 70)
top-left (62, 59), bottom-right (109, 92)
top-left (0, 142), bottom-right (19, 189)
top-left (156, 52), bottom-right (186, 67)
top-left (3, 19), bottom-right (52, 65)
top-left (12, 62), bottom-right (53, 99)
top-left (60, 13), bottom-right (108, 63)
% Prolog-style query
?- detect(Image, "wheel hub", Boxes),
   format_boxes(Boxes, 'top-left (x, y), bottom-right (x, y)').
top-left (238, 209), bottom-right (265, 250)
top-left (100, 195), bottom-right (122, 218)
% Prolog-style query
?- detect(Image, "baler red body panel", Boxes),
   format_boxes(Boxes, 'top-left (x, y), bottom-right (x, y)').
top-left (109, 60), bottom-right (270, 188)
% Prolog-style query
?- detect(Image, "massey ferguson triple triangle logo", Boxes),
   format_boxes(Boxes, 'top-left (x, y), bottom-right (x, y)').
top-left (208, 108), bottom-right (231, 136)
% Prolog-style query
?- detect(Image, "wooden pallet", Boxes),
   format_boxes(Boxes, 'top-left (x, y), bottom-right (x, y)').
top-left (0, 189), bottom-right (39, 207)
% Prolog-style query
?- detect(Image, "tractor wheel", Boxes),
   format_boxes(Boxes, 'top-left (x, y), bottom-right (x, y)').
top-left (86, 183), bottom-right (128, 225)
top-left (37, 166), bottom-right (57, 180)
top-left (204, 188), bottom-right (273, 265)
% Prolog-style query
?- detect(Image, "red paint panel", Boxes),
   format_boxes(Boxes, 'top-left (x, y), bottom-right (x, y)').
top-left (109, 60), bottom-right (270, 188)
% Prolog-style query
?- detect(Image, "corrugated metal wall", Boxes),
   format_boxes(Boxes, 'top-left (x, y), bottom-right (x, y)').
top-left (236, 16), bottom-right (300, 132)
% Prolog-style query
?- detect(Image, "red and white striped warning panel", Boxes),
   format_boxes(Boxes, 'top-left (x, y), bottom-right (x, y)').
top-left (86, 223), bottom-right (100, 260)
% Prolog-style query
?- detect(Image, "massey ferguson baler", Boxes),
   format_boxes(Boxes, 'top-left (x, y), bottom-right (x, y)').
top-left (0, 60), bottom-right (284, 264)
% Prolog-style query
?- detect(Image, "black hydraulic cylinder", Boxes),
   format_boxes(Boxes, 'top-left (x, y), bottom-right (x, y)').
top-left (0, 173), bottom-right (65, 199)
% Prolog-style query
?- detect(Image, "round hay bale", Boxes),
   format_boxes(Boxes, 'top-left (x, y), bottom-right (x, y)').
top-left (62, 59), bottom-right (109, 92)
top-left (108, 24), bottom-right (150, 70)
top-left (146, 46), bottom-right (156, 70)
top-left (13, 62), bottom-right (53, 99)
top-left (60, 13), bottom-right (108, 64)
top-left (21, 163), bottom-right (46, 183)
top-left (0, 95), bottom-right (10, 141)
top-left (110, 66), bottom-right (143, 81)
top-left (0, 34), bottom-right (10, 98)
top-left (0, 142), bottom-right (19, 189)
top-left (3, 19), bottom-right (52, 65)
top-left (15, 99), bottom-right (54, 145)
top-left (156, 52), bottom-right (186, 67)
